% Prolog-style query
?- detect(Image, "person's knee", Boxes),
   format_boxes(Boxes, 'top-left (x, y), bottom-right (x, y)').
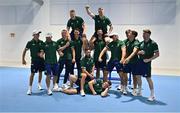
top-left (81, 73), bottom-right (87, 78)
top-left (69, 74), bottom-right (77, 83)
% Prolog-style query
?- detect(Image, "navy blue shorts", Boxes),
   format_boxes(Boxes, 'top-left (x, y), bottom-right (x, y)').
top-left (31, 59), bottom-right (45, 73)
top-left (95, 60), bottom-right (107, 70)
top-left (133, 59), bottom-right (151, 77)
top-left (107, 60), bottom-right (123, 73)
top-left (45, 63), bottom-right (59, 76)
top-left (123, 63), bottom-right (137, 75)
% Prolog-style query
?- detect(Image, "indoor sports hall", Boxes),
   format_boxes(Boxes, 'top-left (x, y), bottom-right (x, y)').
top-left (0, 0), bottom-right (180, 113)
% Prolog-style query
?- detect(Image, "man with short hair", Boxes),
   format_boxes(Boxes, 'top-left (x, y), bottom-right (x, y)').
top-left (99, 33), bottom-right (126, 94)
top-left (39, 33), bottom-right (60, 95)
top-left (71, 29), bottom-right (85, 82)
top-left (67, 9), bottom-right (85, 40)
top-left (85, 5), bottom-right (113, 36)
top-left (136, 29), bottom-right (160, 101)
top-left (123, 30), bottom-right (142, 96)
top-left (56, 29), bottom-right (75, 86)
top-left (59, 74), bottom-right (111, 97)
top-left (80, 48), bottom-right (95, 96)
top-left (89, 29), bottom-right (108, 82)
top-left (22, 30), bottom-right (44, 95)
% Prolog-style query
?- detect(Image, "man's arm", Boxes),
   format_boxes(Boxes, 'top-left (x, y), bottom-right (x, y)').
top-left (89, 36), bottom-right (96, 50)
top-left (67, 26), bottom-right (70, 32)
top-left (22, 48), bottom-right (28, 65)
top-left (101, 88), bottom-right (109, 97)
top-left (120, 46), bottom-right (126, 64)
top-left (108, 24), bottom-right (113, 35)
top-left (71, 47), bottom-right (75, 63)
top-left (91, 65), bottom-right (95, 76)
top-left (98, 47), bottom-right (108, 62)
top-left (59, 42), bottom-right (70, 51)
top-left (82, 36), bottom-right (88, 52)
top-left (82, 23), bottom-right (86, 34)
top-left (124, 47), bottom-right (138, 64)
top-left (144, 51), bottom-right (160, 63)
top-left (85, 5), bottom-right (95, 18)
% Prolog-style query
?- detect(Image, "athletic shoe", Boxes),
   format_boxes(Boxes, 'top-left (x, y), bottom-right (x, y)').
top-left (66, 81), bottom-right (71, 86)
top-left (131, 89), bottom-right (137, 96)
top-left (27, 89), bottom-right (32, 95)
top-left (80, 90), bottom-right (86, 97)
top-left (47, 89), bottom-right (53, 95)
top-left (58, 87), bottom-right (63, 92)
top-left (38, 84), bottom-right (43, 90)
top-left (117, 85), bottom-right (121, 90)
top-left (52, 87), bottom-right (59, 92)
top-left (148, 96), bottom-right (155, 101)
top-left (73, 83), bottom-right (79, 88)
top-left (62, 84), bottom-right (70, 90)
top-left (123, 87), bottom-right (128, 95)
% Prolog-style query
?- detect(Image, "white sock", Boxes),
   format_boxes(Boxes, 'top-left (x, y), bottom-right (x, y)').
top-left (150, 89), bottom-right (154, 97)
top-left (47, 87), bottom-right (51, 91)
top-left (29, 86), bottom-right (32, 90)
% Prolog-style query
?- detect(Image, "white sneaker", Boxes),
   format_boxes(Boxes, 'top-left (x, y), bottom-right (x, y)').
top-left (38, 84), bottom-right (43, 90)
top-left (66, 81), bottom-right (71, 86)
top-left (27, 89), bottom-right (32, 95)
top-left (148, 96), bottom-right (155, 101)
top-left (123, 87), bottom-right (128, 95)
top-left (52, 87), bottom-right (59, 92)
top-left (62, 84), bottom-right (70, 90)
top-left (117, 85), bottom-right (121, 90)
top-left (52, 84), bottom-right (59, 92)
top-left (80, 90), bottom-right (86, 97)
top-left (47, 89), bottom-right (53, 95)
top-left (73, 83), bottom-right (78, 88)
top-left (58, 87), bottom-right (63, 92)
top-left (54, 83), bottom-right (59, 89)
top-left (131, 89), bottom-right (137, 96)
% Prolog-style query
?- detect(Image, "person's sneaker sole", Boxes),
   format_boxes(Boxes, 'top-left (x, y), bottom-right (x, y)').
top-left (147, 97), bottom-right (155, 101)
top-left (27, 90), bottom-right (32, 95)
top-left (27, 93), bottom-right (31, 95)
top-left (131, 92), bottom-right (137, 96)
top-left (123, 92), bottom-right (128, 95)
top-left (48, 93), bottom-right (53, 96)
top-left (38, 87), bottom-right (43, 90)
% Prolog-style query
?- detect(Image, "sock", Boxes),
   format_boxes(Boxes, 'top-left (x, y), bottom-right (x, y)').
top-left (29, 86), bottom-right (32, 90)
top-left (150, 89), bottom-right (154, 97)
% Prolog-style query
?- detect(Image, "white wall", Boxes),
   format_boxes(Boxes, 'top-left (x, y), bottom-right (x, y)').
top-left (0, 0), bottom-right (179, 75)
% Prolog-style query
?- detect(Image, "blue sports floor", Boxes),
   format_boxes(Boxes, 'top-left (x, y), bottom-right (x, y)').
top-left (0, 67), bottom-right (180, 112)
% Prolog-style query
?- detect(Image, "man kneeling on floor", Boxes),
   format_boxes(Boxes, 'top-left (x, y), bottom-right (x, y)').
top-left (59, 74), bottom-right (111, 97)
